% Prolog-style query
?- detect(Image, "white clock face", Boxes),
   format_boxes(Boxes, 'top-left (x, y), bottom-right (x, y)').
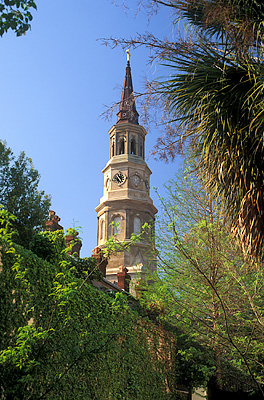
top-left (113, 171), bottom-right (126, 185)
top-left (131, 174), bottom-right (141, 187)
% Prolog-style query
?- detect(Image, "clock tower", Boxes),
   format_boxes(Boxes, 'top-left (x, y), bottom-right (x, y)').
top-left (95, 53), bottom-right (157, 286)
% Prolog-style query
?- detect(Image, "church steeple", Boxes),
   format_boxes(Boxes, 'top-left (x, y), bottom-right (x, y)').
top-left (95, 52), bottom-right (157, 291)
top-left (116, 50), bottom-right (139, 125)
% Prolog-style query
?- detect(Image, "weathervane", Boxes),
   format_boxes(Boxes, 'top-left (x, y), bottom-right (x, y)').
top-left (126, 48), bottom-right (130, 62)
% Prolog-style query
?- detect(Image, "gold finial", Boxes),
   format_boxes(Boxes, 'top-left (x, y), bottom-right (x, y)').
top-left (126, 48), bottom-right (130, 62)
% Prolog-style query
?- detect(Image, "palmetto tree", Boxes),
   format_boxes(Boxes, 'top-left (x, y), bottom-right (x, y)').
top-left (154, 0), bottom-right (264, 258)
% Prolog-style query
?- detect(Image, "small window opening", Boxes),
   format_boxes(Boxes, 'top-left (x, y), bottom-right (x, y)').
top-left (100, 220), bottom-right (105, 240)
top-left (134, 217), bottom-right (141, 235)
top-left (131, 138), bottom-right (136, 155)
top-left (118, 139), bottom-right (125, 155)
top-left (113, 216), bottom-right (121, 235)
top-left (139, 137), bottom-right (143, 157)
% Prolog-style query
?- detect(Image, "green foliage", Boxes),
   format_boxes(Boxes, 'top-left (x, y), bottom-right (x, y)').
top-left (0, 0), bottom-right (37, 36)
top-left (0, 212), bottom-right (181, 399)
top-left (0, 141), bottom-right (51, 248)
top-left (29, 230), bottom-right (66, 264)
top-left (143, 167), bottom-right (264, 393)
top-left (102, 222), bottom-right (143, 259)
top-left (0, 206), bottom-right (18, 242)
top-left (67, 219), bottom-right (83, 238)
top-left (69, 256), bottom-right (102, 280)
top-left (29, 230), bottom-right (102, 281)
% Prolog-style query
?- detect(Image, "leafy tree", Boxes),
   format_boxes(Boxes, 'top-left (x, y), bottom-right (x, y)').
top-left (0, 0), bottom-right (36, 36)
top-left (142, 167), bottom-right (264, 395)
top-left (0, 140), bottom-right (51, 247)
top-left (157, 0), bottom-right (264, 260)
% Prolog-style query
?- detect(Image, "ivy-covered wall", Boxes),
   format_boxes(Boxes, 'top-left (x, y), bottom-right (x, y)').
top-left (0, 228), bottom-right (181, 400)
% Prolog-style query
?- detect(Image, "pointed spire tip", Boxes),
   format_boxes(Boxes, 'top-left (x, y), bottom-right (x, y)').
top-left (116, 51), bottom-right (139, 125)
top-left (126, 49), bottom-right (130, 63)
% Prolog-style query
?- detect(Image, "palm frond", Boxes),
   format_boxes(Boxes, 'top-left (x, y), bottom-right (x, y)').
top-left (158, 36), bottom-right (264, 258)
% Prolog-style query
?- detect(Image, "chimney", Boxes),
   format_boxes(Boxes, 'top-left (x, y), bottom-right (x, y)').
top-left (92, 246), bottom-right (108, 277)
top-left (45, 210), bottom-right (63, 231)
top-left (117, 266), bottom-right (131, 292)
top-left (66, 230), bottom-right (82, 257)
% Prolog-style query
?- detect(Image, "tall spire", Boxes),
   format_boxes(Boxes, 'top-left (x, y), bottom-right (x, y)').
top-left (116, 50), bottom-right (139, 125)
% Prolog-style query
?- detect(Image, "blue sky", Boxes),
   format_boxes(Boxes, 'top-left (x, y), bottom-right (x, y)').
top-left (0, 0), bottom-right (183, 256)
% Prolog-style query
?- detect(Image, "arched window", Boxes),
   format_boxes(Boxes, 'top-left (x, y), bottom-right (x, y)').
top-left (118, 138), bottom-right (125, 155)
top-left (111, 139), bottom-right (115, 157)
top-left (134, 217), bottom-right (141, 234)
top-left (131, 138), bottom-right (136, 155)
top-left (139, 137), bottom-right (143, 157)
top-left (100, 220), bottom-right (105, 240)
top-left (113, 216), bottom-right (121, 235)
